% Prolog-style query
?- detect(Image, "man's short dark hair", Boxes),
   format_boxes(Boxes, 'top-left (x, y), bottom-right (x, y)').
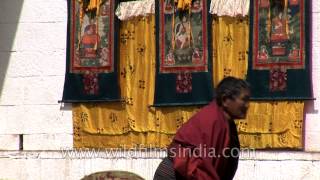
top-left (216, 76), bottom-right (250, 106)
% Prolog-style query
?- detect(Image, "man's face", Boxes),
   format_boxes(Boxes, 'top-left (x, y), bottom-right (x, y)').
top-left (223, 89), bottom-right (250, 119)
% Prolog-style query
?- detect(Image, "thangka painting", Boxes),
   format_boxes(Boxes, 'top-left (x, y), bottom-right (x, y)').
top-left (247, 0), bottom-right (311, 99)
top-left (62, 0), bottom-right (120, 102)
top-left (154, 0), bottom-right (213, 106)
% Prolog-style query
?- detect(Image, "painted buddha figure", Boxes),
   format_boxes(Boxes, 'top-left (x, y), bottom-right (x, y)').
top-left (270, 0), bottom-right (289, 42)
top-left (258, 45), bottom-right (269, 62)
top-left (175, 17), bottom-right (191, 50)
top-left (165, 48), bottom-right (175, 65)
top-left (288, 44), bottom-right (300, 60)
top-left (271, 12), bottom-right (289, 42)
top-left (81, 24), bottom-right (101, 58)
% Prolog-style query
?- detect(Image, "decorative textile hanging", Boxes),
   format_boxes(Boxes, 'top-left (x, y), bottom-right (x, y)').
top-left (209, 0), bottom-right (250, 17)
top-left (73, 16), bottom-right (201, 149)
top-left (212, 16), bottom-right (304, 149)
top-left (154, 0), bottom-right (214, 106)
top-left (115, 0), bottom-right (155, 21)
top-left (73, 15), bottom-right (305, 149)
top-left (62, 0), bottom-right (120, 102)
top-left (247, 0), bottom-right (311, 99)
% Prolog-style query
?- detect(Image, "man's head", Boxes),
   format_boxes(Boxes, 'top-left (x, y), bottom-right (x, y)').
top-left (216, 76), bottom-right (251, 119)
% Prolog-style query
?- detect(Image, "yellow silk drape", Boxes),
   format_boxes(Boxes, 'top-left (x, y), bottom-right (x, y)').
top-left (73, 15), bottom-right (304, 149)
top-left (211, 16), bottom-right (303, 149)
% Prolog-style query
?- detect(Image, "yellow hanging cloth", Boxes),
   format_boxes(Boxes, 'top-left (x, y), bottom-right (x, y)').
top-left (175, 0), bottom-right (192, 11)
top-left (86, 0), bottom-right (101, 12)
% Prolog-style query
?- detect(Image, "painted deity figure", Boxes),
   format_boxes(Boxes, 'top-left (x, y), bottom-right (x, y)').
top-left (258, 45), bottom-right (269, 61)
top-left (271, 12), bottom-right (288, 42)
top-left (192, 48), bottom-right (201, 64)
top-left (288, 44), bottom-right (300, 60)
top-left (175, 16), bottom-right (191, 49)
top-left (270, 0), bottom-right (289, 42)
top-left (81, 23), bottom-right (101, 58)
top-left (165, 48), bottom-right (175, 65)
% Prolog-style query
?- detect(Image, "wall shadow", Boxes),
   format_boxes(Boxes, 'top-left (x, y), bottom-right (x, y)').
top-left (0, 0), bottom-right (24, 97)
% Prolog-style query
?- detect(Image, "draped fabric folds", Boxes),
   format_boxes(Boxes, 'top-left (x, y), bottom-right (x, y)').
top-left (115, 0), bottom-right (155, 21)
top-left (115, 0), bottom-right (250, 21)
top-left (73, 15), bottom-right (304, 149)
top-left (212, 16), bottom-right (303, 149)
top-left (209, 0), bottom-right (250, 17)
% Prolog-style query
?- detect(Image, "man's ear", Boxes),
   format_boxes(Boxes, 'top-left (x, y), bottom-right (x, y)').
top-left (221, 95), bottom-right (229, 108)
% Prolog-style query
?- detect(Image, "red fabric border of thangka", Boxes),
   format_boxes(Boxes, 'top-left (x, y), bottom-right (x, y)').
top-left (159, 0), bottom-right (208, 73)
top-left (70, 0), bottom-right (114, 73)
top-left (253, 0), bottom-right (304, 70)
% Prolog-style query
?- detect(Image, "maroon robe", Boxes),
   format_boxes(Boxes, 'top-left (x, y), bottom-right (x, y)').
top-left (168, 101), bottom-right (239, 180)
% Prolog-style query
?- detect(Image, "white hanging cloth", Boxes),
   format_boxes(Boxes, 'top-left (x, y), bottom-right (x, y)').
top-left (209, 0), bottom-right (250, 17)
top-left (115, 0), bottom-right (155, 21)
top-left (115, 0), bottom-right (250, 21)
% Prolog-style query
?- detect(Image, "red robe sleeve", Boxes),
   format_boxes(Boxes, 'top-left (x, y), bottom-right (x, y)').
top-left (169, 102), bottom-right (230, 180)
